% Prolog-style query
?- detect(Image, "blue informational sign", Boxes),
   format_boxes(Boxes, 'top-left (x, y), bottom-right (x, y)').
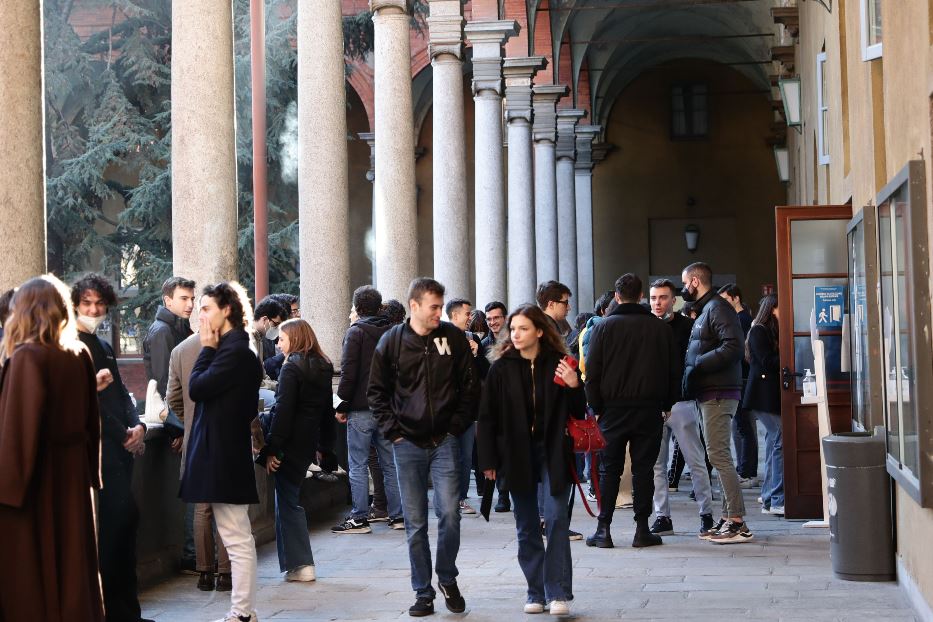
top-left (815, 285), bottom-right (845, 328)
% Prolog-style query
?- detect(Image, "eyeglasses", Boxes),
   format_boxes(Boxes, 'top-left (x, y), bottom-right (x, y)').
top-left (555, 299), bottom-right (570, 306)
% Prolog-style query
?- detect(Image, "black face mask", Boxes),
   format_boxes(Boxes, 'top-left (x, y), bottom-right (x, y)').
top-left (681, 285), bottom-right (696, 303)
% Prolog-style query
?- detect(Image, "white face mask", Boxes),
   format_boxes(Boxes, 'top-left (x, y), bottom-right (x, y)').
top-left (265, 325), bottom-right (279, 341)
top-left (77, 314), bottom-right (106, 333)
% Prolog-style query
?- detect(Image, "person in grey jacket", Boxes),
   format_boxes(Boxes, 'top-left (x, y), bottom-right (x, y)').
top-left (681, 262), bottom-right (751, 544)
top-left (143, 276), bottom-right (196, 399)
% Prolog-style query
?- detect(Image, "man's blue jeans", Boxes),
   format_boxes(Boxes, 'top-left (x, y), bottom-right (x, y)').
top-left (457, 423), bottom-right (476, 501)
top-left (393, 435), bottom-right (461, 600)
top-left (511, 443), bottom-right (573, 604)
top-left (348, 410), bottom-right (402, 520)
top-left (273, 473), bottom-right (314, 572)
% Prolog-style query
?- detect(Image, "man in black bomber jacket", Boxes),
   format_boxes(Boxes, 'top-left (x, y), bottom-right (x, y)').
top-left (367, 278), bottom-right (478, 618)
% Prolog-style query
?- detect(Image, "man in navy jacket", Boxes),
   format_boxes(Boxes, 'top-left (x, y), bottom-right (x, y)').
top-left (180, 282), bottom-right (261, 622)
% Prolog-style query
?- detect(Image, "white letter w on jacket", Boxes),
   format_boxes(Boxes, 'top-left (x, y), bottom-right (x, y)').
top-left (433, 337), bottom-right (451, 355)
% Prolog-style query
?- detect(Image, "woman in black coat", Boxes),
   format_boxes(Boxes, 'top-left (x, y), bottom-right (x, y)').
top-left (741, 294), bottom-right (783, 515)
top-left (477, 304), bottom-right (585, 616)
top-left (257, 319), bottom-right (335, 582)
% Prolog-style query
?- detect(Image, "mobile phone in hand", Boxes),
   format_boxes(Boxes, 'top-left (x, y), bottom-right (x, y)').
top-left (553, 355), bottom-right (579, 386)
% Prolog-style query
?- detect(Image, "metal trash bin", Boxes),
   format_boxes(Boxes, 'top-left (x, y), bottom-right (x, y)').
top-left (822, 425), bottom-right (895, 581)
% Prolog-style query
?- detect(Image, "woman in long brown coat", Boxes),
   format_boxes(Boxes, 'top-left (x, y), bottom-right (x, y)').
top-left (0, 276), bottom-right (104, 622)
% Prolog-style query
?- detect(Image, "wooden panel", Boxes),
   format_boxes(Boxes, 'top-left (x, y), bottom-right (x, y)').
top-left (776, 205), bottom-right (854, 519)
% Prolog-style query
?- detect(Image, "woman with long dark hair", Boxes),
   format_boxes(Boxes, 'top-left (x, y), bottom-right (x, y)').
top-left (0, 276), bottom-right (104, 621)
top-left (741, 294), bottom-right (783, 515)
top-left (477, 304), bottom-right (585, 616)
top-left (257, 318), bottom-right (335, 582)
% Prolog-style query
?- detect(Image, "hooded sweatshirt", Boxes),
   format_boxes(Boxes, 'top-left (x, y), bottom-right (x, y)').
top-left (336, 314), bottom-right (393, 412)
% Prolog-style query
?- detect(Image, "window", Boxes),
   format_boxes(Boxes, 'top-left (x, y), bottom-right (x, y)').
top-left (671, 84), bottom-right (708, 139)
top-left (861, 0), bottom-right (882, 60)
top-left (876, 161), bottom-right (933, 507)
top-left (816, 52), bottom-right (830, 165)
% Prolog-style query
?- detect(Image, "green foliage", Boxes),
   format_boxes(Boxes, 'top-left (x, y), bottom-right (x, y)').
top-left (44, 0), bottom-right (427, 341)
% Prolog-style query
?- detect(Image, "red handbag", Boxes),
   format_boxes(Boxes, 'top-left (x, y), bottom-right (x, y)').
top-left (566, 414), bottom-right (606, 453)
top-left (566, 412), bottom-right (607, 517)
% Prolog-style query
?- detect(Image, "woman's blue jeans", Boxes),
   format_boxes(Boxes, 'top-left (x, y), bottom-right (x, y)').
top-left (752, 410), bottom-right (784, 508)
top-left (273, 472), bottom-right (314, 572)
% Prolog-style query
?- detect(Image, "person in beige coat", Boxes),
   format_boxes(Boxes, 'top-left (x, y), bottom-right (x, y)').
top-left (167, 332), bottom-right (231, 592)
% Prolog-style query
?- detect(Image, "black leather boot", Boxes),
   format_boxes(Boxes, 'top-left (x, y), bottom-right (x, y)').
top-left (633, 519), bottom-right (663, 548)
top-left (585, 520), bottom-right (614, 548)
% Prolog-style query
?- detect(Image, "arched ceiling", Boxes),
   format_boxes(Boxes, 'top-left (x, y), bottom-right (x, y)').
top-left (535, 0), bottom-right (778, 127)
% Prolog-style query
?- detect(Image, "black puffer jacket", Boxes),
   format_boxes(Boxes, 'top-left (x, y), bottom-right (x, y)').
top-left (368, 321), bottom-right (478, 447)
top-left (144, 306), bottom-right (193, 397)
top-left (257, 352), bottom-right (336, 484)
top-left (683, 290), bottom-right (744, 398)
top-left (336, 315), bottom-right (392, 412)
top-left (477, 348), bottom-right (585, 496)
top-left (584, 303), bottom-right (681, 414)
top-left (665, 312), bottom-right (694, 402)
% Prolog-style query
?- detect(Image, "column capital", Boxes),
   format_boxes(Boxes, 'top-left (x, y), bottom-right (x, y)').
top-left (591, 141), bottom-right (616, 164)
top-left (428, 1), bottom-right (464, 60)
top-left (555, 109), bottom-right (585, 159)
top-left (370, 0), bottom-right (410, 14)
top-left (358, 132), bottom-right (376, 181)
top-left (503, 56), bottom-right (547, 124)
top-left (533, 85), bottom-right (569, 143)
top-left (466, 20), bottom-right (519, 96)
top-left (574, 125), bottom-right (601, 172)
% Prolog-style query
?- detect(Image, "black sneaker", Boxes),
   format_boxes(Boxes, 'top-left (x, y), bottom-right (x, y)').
top-left (408, 597), bottom-right (434, 617)
top-left (215, 572), bottom-right (232, 592)
top-left (331, 516), bottom-right (372, 534)
top-left (494, 497), bottom-right (511, 513)
top-left (709, 520), bottom-right (754, 544)
top-left (388, 516), bottom-right (405, 530)
top-left (650, 516), bottom-right (674, 535)
top-left (197, 571), bottom-right (214, 591)
top-left (700, 513), bottom-right (715, 535)
top-left (699, 518), bottom-right (726, 540)
top-left (439, 581), bottom-right (466, 613)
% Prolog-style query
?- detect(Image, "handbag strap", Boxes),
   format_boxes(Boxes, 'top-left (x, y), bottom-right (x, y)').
top-left (568, 453), bottom-right (601, 518)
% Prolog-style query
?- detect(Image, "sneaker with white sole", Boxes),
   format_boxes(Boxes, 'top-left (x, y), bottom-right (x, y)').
top-left (709, 520), bottom-right (754, 544)
top-left (285, 565), bottom-right (316, 582)
top-left (699, 518), bottom-right (726, 540)
top-left (459, 500), bottom-right (477, 515)
top-left (549, 600), bottom-right (570, 615)
top-left (214, 612), bottom-right (258, 622)
top-left (523, 602), bottom-right (545, 614)
top-left (368, 508), bottom-right (390, 522)
top-left (388, 516), bottom-right (405, 530)
top-left (768, 505), bottom-right (785, 515)
top-left (330, 516), bottom-right (372, 534)
top-left (738, 477), bottom-right (758, 489)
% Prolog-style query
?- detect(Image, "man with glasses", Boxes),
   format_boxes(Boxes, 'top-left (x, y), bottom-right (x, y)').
top-left (481, 301), bottom-right (507, 349)
top-left (536, 280), bottom-right (572, 337)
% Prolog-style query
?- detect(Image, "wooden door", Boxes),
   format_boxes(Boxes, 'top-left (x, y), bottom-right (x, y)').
top-left (775, 206), bottom-right (853, 519)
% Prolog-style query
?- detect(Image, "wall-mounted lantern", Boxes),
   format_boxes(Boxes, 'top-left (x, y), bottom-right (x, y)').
top-left (774, 145), bottom-right (790, 183)
top-left (778, 76), bottom-right (802, 130)
top-left (684, 224), bottom-right (700, 253)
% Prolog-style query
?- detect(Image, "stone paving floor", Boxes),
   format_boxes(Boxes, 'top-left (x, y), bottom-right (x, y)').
top-left (140, 477), bottom-right (920, 622)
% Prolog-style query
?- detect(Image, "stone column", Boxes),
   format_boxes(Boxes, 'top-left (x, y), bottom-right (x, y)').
top-left (465, 20), bottom-right (518, 308)
top-left (370, 0), bottom-right (418, 302)
top-left (171, 0), bottom-right (238, 289)
top-left (0, 2), bottom-right (45, 289)
top-left (555, 109), bottom-right (584, 318)
top-left (574, 125), bottom-right (601, 315)
top-left (359, 132), bottom-right (377, 284)
top-left (503, 57), bottom-right (546, 309)
top-left (298, 0), bottom-right (350, 363)
top-left (532, 85), bottom-right (567, 286)
top-left (428, 1), bottom-right (469, 300)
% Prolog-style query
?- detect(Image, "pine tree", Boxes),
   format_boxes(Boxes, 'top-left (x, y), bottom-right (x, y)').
top-left (44, 0), bottom-right (427, 345)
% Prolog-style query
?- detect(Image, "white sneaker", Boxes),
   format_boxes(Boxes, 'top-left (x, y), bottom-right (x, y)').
top-left (768, 505), bottom-right (785, 515)
top-left (548, 600), bottom-right (570, 615)
top-left (285, 565), bottom-right (316, 582)
top-left (459, 500), bottom-right (477, 515)
top-left (215, 612), bottom-right (258, 622)
top-left (523, 602), bottom-right (545, 614)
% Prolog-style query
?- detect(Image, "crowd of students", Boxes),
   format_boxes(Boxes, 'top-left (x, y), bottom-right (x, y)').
top-left (0, 260), bottom-right (782, 621)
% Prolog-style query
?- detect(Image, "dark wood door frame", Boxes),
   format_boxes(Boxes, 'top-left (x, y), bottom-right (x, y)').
top-left (775, 205), bottom-right (854, 519)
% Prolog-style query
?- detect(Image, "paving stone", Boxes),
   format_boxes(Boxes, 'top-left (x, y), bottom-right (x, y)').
top-left (139, 483), bottom-right (918, 621)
